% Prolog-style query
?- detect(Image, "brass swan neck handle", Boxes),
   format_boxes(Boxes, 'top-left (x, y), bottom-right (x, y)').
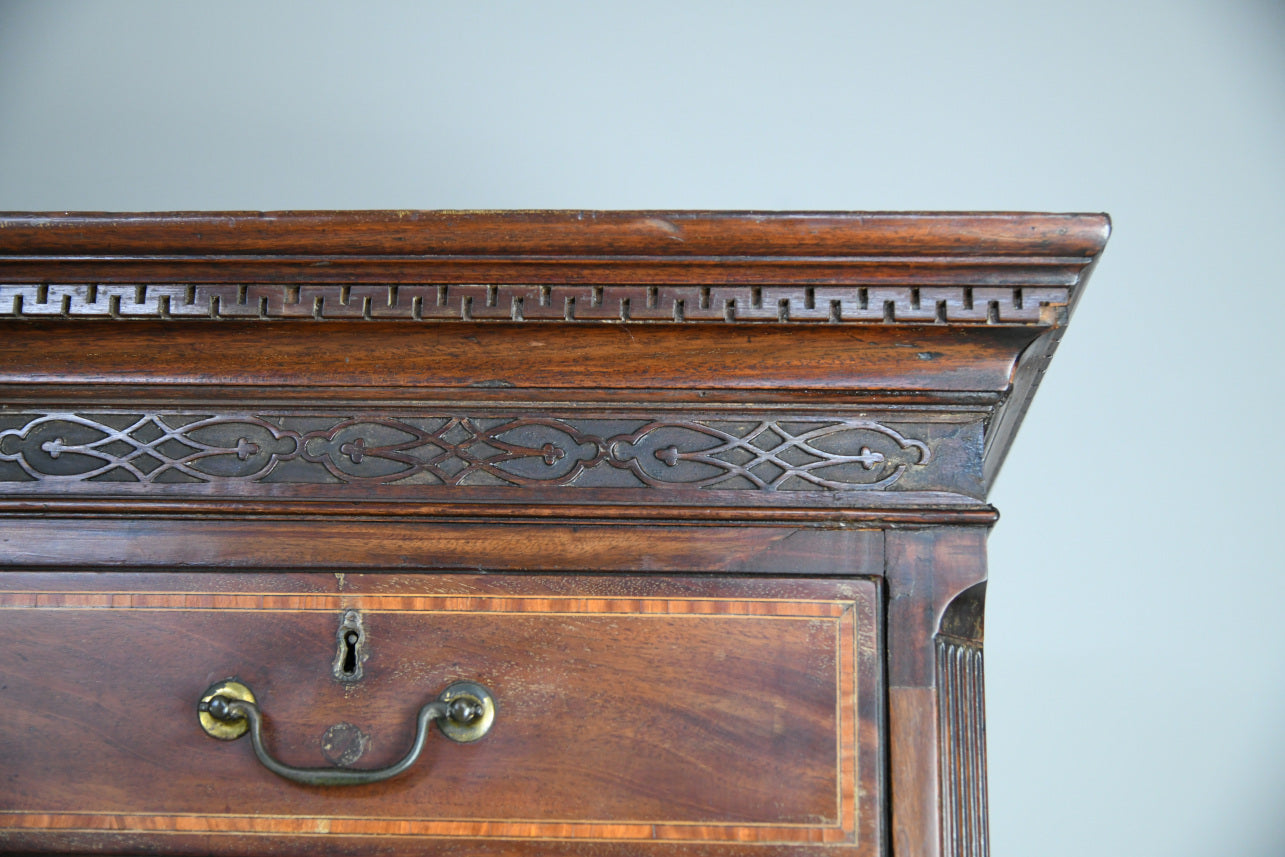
top-left (197, 680), bottom-right (495, 786)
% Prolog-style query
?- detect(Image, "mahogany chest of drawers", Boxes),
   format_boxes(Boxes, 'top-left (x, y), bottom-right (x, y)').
top-left (0, 211), bottom-right (1107, 856)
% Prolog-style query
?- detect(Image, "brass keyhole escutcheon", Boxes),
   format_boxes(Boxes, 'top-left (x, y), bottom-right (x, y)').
top-left (197, 679), bottom-right (256, 740)
top-left (333, 609), bottom-right (366, 682)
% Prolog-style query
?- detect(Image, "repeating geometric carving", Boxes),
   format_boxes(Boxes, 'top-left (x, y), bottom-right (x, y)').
top-left (0, 413), bottom-right (931, 491)
top-left (0, 283), bottom-right (1069, 324)
top-left (0, 413), bottom-right (292, 483)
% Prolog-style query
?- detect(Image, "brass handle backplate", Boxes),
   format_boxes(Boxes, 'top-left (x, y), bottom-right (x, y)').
top-left (197, 679), bottom-right (495, 786)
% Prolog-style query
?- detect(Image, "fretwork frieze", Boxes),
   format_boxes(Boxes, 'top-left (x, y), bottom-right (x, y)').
top-left (0, 412), bottom-right (973, 493)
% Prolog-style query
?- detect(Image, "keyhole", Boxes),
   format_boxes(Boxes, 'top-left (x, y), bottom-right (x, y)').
top-left (341, 631), bottom-right (359, 676)
top-left (333, 610), bottom-right (365, 682)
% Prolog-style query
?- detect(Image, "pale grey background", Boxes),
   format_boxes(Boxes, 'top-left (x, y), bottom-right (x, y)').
top-left (2, 1), bottom-right (1282, 853)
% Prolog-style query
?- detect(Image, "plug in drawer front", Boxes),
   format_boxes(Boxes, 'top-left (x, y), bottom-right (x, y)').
top-left (0, 572), bottom-right (880, 856)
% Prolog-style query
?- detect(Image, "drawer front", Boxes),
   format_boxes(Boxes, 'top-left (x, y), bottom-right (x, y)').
top-left (0, 573), bottom-right (880, 856)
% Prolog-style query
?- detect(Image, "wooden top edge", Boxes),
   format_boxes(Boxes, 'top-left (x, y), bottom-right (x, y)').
top-left (0, 210), bottom-right (1111, 258)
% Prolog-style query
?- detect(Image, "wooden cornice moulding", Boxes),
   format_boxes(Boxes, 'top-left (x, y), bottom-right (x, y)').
top-left (0, 210), bottom-right (1111, 257)
top-left (0, 211), bottom-right (1108, 528)
top-left (0, 211), bottom-right (1107, 321)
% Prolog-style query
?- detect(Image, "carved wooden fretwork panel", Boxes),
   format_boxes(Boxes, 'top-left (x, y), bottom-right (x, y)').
top-left (0, 412), bottom-right (943, 492)
top-left (0, 284), bottom-right (1070, 324)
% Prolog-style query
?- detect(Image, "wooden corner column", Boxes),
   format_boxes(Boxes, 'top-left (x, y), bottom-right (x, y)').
top-left (0, 211), bottom-right (1108, 857)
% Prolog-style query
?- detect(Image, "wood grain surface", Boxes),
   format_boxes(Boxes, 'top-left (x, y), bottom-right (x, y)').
top-left (0, 321), bottom-right (1036, 393)
top-left (0, 520), bottom-right (889, 572)
top-left (0, 210), bottom-right (1111, 257)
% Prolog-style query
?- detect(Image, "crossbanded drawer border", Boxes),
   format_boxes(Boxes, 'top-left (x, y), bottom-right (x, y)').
top-left (0, 581), bottom-right (876, 850)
